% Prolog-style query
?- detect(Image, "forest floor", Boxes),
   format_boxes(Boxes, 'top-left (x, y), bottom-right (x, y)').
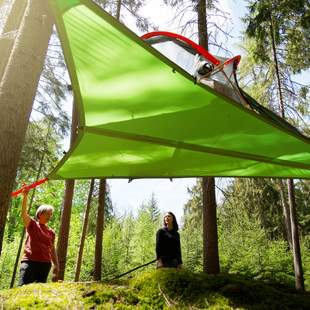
top-left (0, 269), bottom-right (309, 309)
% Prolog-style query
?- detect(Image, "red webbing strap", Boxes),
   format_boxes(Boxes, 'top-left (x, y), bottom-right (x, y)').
top-left (141, 31), bottom-right (221, 66)
top-left (11, 178), bottom-right (49, 197)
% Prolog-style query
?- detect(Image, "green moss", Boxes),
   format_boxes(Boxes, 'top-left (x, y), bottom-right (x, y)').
top-left (0, 270), bottom-right (309, 309)
top-left (130, 270), bottom-right (233, 309)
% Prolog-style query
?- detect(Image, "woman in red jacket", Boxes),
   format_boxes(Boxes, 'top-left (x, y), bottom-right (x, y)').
top-left (19, 189), bottom-right (59, 286)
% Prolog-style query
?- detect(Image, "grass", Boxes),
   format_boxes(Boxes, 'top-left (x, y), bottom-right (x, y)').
top-left (0, 269), bottom-right (309, 309)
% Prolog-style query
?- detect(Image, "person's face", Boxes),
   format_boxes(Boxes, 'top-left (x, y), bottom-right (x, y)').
top-left (39, 210), bottom-right (53, 224)
top-left (164, 213), bottom-right (173, 226)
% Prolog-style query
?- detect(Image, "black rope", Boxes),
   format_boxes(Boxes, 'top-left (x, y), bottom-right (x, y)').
top-left (104, 259), bottom-right (157, 281)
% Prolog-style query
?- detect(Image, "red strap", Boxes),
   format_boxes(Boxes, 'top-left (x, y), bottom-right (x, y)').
top-left (141, 31), bottom-right (221, 66)
top-left (11, 178), bottom-right (49, 197)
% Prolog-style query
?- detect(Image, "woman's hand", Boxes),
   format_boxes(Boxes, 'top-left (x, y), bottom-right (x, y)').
top-left (52, 265), bottom-right (59, 282)
top-left (157, 259), bottom-right (163, 268)
top-left (21, 186), bottom-right (29, 197)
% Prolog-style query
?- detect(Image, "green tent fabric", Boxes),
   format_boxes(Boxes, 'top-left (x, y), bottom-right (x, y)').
top-left (48, 0), bottom-right (310, 179)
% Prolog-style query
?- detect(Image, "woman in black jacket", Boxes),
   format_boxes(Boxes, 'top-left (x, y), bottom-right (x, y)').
top-left (156, 212), bottom-right (182, 268)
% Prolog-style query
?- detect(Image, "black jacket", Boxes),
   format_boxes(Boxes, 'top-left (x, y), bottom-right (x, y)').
top-left (156, 227), bottom-right (182, 264)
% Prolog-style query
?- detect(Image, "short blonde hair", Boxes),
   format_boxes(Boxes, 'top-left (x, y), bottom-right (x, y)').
top-left (35, 204), bottom-right (54, 220)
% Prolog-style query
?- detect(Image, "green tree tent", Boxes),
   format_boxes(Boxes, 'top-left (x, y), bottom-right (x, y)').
top-left (46, 0), bottom-right (309, 180)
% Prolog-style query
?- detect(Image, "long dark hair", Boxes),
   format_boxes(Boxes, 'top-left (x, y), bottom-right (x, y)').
top-left (163, 211), bottom-right (179, 231)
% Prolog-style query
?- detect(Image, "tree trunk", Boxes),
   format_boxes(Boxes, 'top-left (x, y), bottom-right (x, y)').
top-left (75, 178), bottom-right (95, 282)
top-left (93, 179), bottom-right (106, 281)
top-left (115, 0), bottom-right (121, 21)
top-left (287, 179), bottom-right (304, 291)
top-left (278, 180), bottom-right (292, 248)
top-left (56, 102), bottom-right (78, 280)
top-left (270, 20), bottom-right (304, 291)
top-left (0, 0), bottom-right (27, 80)
top-left (57, 179), bottom-right (74, 280)
top-left (197, 0), bottom-right (208, 51)
top-left (202, 177), bottom-right (220, 273)
top-left (197, 0), bottom-right (220, 274)
top-left (0, 0), bottom-right (53, 256)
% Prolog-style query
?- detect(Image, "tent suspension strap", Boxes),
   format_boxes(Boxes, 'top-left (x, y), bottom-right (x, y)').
top-left (11, 178), bottom-right (49, 197)
top-left (104, 259), bottom-right (157, 281)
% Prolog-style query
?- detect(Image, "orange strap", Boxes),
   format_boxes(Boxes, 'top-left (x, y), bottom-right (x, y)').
top-left (11, 178), bottom-right (49, 197)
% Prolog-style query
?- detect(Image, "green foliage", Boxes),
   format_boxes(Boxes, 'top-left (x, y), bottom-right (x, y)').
top-left (294, 180), bottom-right (310, 236)
top-left (182, 179), bottom-right (203, 228)
top-left (217, 178), bottom-right (310, 287)
top-left (6, 197), bottom-right (24, 243)
top-left (181, 178), bottom-right (310, 290)
top-left (131, 204), bottom-right (158, 265)
top-left (0, 237), bottom-right (20, 289)
top-left (244, 0), bottom-right (310, 72)
top-left (302, 236), bottom-right (310, 289)
top-left (101, 197), bottom-right (161, 279)
top-left (181, 221), bottom-right (203, 272)
top-left (102, 219), bottom-right (125, 276)
top-left (241, 0), bottom-right (310, 134)
top-left (219, 213), bottom-right (294, 286)
top-left (18, 119), bottom-right (61, 180)
top-left (222, 178), bottom-right (284, 240)
top-left (146, 193), bottom-right (161, 223)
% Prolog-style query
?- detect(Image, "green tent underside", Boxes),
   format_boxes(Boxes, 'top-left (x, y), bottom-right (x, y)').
top-left (48, 0), bottom-right (310, 179)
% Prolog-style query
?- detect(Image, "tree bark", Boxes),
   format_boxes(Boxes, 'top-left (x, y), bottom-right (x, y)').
top-left (197, 0), bottom-right (220, 274)
top-left (93, 179), bottom-right (106, 281)
top-left (197, 0), bottom-right (208, 51)
top-left (115, 0), bottom-right (121, 21)
top-left (0, 0), bottom-right (27, 80)
top-left (57, 179), bottom-right (74, 280)
top-left (56, 101), bottom-right (78, 280)
top-left (287, 179), bottom-right (304, 291)
top-left (75, 179), bottom-right (95, 282)
top-left (0, 0), bottom-right (53, 256)
top-left (202, 177), bottom-right (220, 274)
top-left (278, 180), bottom-right (292, 249)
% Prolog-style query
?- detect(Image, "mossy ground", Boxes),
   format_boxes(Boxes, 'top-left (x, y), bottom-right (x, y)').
top-left (0, 270), bottom-right (309, 309)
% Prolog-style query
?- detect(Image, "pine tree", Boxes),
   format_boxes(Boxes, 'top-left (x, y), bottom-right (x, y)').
top-left (243, 0), bottom-right (310, 291)
top-left (0, 0), bottom-right (53, 255)
top-left (147, 193), bottom-right (160, 223)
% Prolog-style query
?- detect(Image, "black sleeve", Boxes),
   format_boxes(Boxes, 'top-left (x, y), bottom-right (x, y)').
top-left (176, 232), bottom-right (182, 264)
top-left (156, 229), bottom-right (164, 260)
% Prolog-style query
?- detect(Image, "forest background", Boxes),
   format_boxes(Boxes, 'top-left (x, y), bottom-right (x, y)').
top-left (0, 0), bottom-right (309, 291)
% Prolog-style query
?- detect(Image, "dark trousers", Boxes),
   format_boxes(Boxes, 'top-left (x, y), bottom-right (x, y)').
top-left (19, 260), bottom-right (51, 286)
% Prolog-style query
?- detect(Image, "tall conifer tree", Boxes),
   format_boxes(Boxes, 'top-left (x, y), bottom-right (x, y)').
top-left (0, 0), bottom-right (53, 255)
top-left (244, 0), bottom-right (310, 291)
